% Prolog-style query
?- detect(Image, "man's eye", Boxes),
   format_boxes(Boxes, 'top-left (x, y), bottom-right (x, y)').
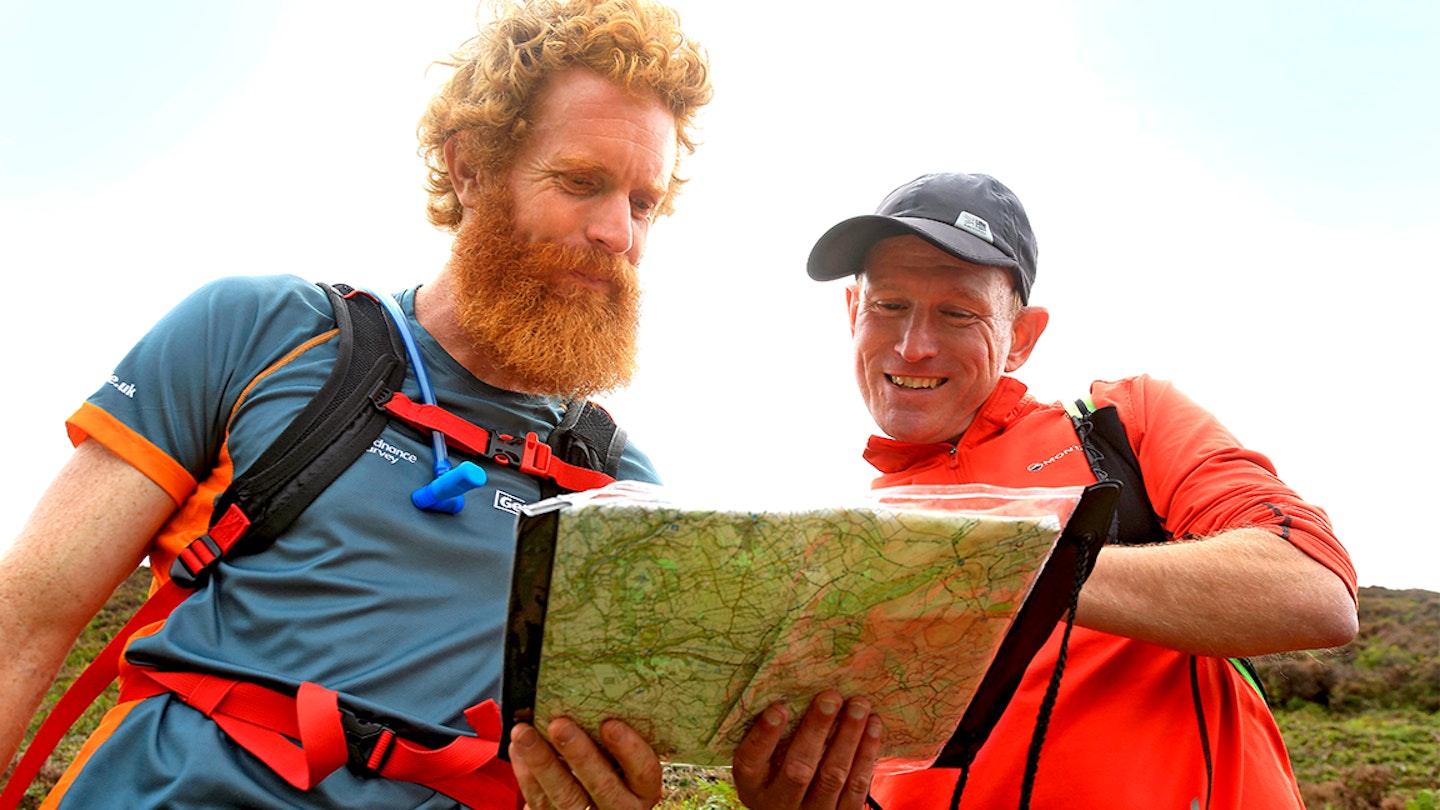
top-left (562, 175), bottom-right (597, 193)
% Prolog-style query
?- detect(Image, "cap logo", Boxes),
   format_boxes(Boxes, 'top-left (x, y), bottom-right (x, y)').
top-left (955, 211), bottom-right (994, 244)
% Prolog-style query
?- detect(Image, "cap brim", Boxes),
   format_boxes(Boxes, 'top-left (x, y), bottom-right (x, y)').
top-left (807, 215), bottom-right (1019, 281)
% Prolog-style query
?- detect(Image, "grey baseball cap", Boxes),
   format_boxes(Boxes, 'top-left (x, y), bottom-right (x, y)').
top-left (806, 172), bottom-right (1038, 303)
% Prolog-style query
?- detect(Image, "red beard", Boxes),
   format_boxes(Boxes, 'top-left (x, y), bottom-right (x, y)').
top-left (447, 190), bottom-right (642, 399)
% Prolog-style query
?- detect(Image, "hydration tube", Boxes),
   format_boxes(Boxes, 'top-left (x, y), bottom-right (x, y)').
top-left (365, 288), bottom-right (485, 513)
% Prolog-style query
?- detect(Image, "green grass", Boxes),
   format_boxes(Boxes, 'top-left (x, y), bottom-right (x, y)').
top-left (1276, 705), bottom-right (1439, 809)
top-left (662, 765), bottom-right (742, 810)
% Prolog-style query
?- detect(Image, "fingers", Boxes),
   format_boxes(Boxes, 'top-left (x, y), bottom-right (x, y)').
top-left (771, 691), bottom-right (846, 804)
top-left (598, 719), bottom-right (663, 806)
top-left (510, 721), bottom-right (590, 810)
top-left (732, 702), bottom-right (791, 795)
top-left (839, 713), bottom-right (884, 810)
top-left (548, 717), bottom-right (634, 810)
top-left (789, 693), bottom-right (869, 807)
top-left (731, 692), bottom-right (883, 810)
top-left (507, 718), bottom-right (663, 810)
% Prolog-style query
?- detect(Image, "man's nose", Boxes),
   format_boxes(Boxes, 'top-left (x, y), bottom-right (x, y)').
top-left (585, 195), bottom-right (635, 256)
top-left (896, 315), bottom-right (939, 362)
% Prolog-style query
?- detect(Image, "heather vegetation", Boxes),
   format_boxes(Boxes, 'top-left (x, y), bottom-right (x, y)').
top-left (6, 573), bottom-right (1436, 809)
top-left (1255, 587), bottom-right (1439, 810)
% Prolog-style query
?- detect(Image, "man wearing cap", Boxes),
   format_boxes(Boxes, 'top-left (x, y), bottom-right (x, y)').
top-left (800, 172), bottom-right (1358, 808)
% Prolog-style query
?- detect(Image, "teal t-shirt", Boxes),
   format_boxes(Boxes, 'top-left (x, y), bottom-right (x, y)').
top-left (61, 274), bottom-right (658, 808)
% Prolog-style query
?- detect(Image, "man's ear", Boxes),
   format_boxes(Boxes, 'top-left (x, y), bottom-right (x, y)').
top-left (442, 133), bottom-right (484, 210)
top-left (845, 281), bottom-right (861, 336)
top-left (1005, 306), bottom-right (1049, 372)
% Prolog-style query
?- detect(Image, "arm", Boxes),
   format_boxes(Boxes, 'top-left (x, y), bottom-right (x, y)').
top-left (0, 439), bottom-right (175, 765)
top-left (1081, 376), bottom-right (1359, 657)
top-left (1076, 526), bottom-right (1357, 657)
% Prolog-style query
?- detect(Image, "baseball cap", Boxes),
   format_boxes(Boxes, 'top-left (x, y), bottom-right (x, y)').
top-left (806, 172), bottom-right (1038, 303)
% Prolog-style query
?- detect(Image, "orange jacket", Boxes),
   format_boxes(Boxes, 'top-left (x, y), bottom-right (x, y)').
top-left (866, 375), bottom-right (1355, 810)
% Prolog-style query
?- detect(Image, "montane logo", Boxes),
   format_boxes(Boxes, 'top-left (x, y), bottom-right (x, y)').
top-left (1028, 444), bottom-right (1080, 472)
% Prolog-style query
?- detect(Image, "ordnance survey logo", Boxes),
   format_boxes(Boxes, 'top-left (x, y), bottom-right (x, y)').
top-left (367, 438), bottom-right (418, 465)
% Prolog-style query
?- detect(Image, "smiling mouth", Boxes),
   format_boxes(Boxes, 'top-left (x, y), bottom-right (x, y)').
top-left (888, 375), bottom-right (946, 390)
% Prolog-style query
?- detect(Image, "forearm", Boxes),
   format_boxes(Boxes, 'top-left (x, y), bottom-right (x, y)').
top-left (0, 440), bottom-right (174, 764)
top-left (0, 612), bottom-right (86, 766)
top-left (0, 533), bottom-right (137, 767)
top-left (1074, 527), bottom-right (1357, 657)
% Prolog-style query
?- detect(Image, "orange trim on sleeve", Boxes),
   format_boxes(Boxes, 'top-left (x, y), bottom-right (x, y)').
top-left (66, 402), bottom-right (197, 507)
top-left (146, 442), bottom-right (238, 587)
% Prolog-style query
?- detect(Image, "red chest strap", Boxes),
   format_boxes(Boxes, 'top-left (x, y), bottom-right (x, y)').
top-left (379, 391), bottom-right (615, 493)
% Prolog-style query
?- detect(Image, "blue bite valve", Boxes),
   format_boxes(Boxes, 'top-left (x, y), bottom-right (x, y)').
top-left (412, 461), bottom-right (488, 514)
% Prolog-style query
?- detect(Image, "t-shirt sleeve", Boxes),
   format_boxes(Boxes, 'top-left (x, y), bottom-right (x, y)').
top-left (1096, 375), bottom-right (1357, 599)
top-left (615, 441), bottom-right (662, 485)
top-left (65, 275), bottom-right (334, 505)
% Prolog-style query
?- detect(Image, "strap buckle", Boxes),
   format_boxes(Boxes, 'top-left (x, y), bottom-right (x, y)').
top-left (169, 534), bottom-right (222, 589)
top-left (169, 503), bottom-right (253, 589)
top-left (485, 431), bottom-right (555, 478)
top-left (341, 710), bottom-right (397, 777)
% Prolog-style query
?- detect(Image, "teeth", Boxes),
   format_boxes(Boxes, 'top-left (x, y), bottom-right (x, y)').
top-left (890, 375), bottom-right (943, 390)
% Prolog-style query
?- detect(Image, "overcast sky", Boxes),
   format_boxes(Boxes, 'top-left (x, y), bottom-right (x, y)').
top-left (2, 1), bottom-right (1436, 590)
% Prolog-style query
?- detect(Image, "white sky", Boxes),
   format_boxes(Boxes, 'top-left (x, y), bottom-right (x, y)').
top-left (1, 1), bottom-right (1436, 590)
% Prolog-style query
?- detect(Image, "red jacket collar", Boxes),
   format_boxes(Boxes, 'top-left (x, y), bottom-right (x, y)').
top-left (863, 376), bottom-right (1035, 475)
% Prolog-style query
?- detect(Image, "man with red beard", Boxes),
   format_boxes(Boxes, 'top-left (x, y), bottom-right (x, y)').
top-left (0, 3), bottom-right (822, 809)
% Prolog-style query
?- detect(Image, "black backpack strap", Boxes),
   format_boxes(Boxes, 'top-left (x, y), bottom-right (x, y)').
top-left (1065, 394), bottom-right (1267, 808)
top-left (526, 399), bottom-right (628, 501)
top-left (216, 283), bottom-right (408, 545)
top-left (1065, 396), bottom-right (1167, 546)
top-left (930, 482), bottom-right (1118, 772)
top-left (172, 283), bottom-right (407, 585)
top-left (550, 399), bottom-right (627, 480)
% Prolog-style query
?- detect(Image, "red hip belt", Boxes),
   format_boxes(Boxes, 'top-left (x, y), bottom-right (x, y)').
top-left (121, 669), bottom-right (520, 808)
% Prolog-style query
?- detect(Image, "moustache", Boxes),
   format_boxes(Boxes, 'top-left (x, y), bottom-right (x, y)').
top-left (527, 241), bottom-right (639, 297)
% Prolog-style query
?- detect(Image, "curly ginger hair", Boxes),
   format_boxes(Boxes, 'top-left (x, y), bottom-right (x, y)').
top-left (417, 0), bottom-right (713, 231)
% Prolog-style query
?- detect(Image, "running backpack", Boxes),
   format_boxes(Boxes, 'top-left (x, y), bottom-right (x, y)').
top-left (1065, 394), bottom-right (1268, 810)
top-left (2, 282), bottom-right (627, 808)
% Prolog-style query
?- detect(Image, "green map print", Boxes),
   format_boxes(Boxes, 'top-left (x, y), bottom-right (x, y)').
top-left (530, 484), bottom-right (1078, 774)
